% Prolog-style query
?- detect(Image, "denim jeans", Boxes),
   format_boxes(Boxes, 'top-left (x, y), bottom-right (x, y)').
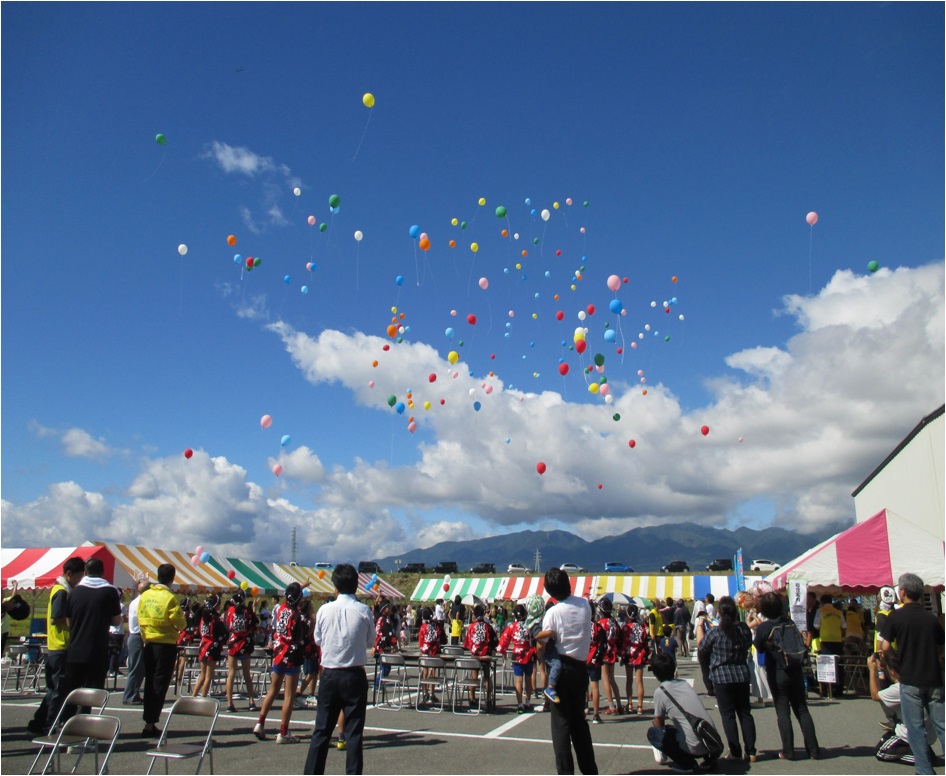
top-left (899, 684), bottom-right (945, 774)
top-left (647, 724), bottom-right (698, 770)
top-left (122, 633), bottom-right (144, 703)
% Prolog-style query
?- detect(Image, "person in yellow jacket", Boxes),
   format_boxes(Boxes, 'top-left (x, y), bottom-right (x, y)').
top-left (813, 594), bottom-right (846, 695)
top-left (138, 563), bottom-right (187, 737)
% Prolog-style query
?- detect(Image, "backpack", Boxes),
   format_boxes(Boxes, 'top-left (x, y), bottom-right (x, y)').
top-left (767, 620), bottom-right (808, 672)
top-left (659, 686), bottom-right (724, 760)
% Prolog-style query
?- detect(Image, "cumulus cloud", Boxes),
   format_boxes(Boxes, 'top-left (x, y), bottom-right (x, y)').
top-left (4, 264), bottom-right (942, 558)
top-left (28, 421), bottom-right (120, 460)
top-left (205, 141), bottom-right (301, 233)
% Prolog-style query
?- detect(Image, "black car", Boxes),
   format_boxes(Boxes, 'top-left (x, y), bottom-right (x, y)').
top-left (433, 561), bottom-right (458, 574)
top-left (706, 558), bottom-right (734, 572)
top-left (358, 561), bottom-right (382, 574)
top-left (400, 562), bottom-right (426, 574)
top-left (660, 560), bottom-right (690, 573)
top-left (470, 563), bottom-right (495, 574)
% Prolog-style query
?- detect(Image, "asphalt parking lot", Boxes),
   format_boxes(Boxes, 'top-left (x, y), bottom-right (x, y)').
top-left (1, 655), bottom-right (942, 774)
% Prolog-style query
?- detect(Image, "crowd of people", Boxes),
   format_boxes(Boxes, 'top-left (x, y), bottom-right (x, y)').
top-left (6, 561), bottom-right (944, 776)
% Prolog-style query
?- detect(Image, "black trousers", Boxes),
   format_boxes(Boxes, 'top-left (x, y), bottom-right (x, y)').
top-left (771, 669), bottom-right (820, 757)
top-left (714, 681), bottom-right (757, 757)
top-left (698, 649), bottom-right (714, 696)
top-left (549, 656), bottom-right (597, 774)
top-left (304, 667), bottom-right (368, 775)
top-left (142, 642), bottom-right (178, 725)
top-left (65, 660), bottom-right (108, 711)
top-left (33, 650), bottom-right (68, 730)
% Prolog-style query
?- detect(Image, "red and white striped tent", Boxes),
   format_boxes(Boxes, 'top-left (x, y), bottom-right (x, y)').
top-left (766, 509), bottom-right (945, 594)
top-left (1, 544), bottom-right (136, 590)
top-left (499, 575), bottom-right (595, 601)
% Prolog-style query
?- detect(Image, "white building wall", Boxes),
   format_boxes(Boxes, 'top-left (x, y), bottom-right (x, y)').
top-left (854, 412), bottom-right (944, 540)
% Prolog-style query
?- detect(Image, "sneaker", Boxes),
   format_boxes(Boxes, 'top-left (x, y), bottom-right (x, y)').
top-left (544, 687), bottom-right (560, 704)
top-left (276, 732), bottom-right (299, 744)
top-left (27, 719), bottom-right (50, 736)
top-left (517, 704), bottom-right (525, 714)
top-left (305, 696), bottom-right (318, 708)
top-left (336, 737), bottom-right (347, 751)
top-left (523, 703), bottom-right (534, 712)
top-left (653, 748), bottom-right (669, 764)
top-left (253, 723), bottom-right (266, 740)
top-left (592, 714), bottom-right (602, 724)
top-left (226, 704), bottom-right (237, 713)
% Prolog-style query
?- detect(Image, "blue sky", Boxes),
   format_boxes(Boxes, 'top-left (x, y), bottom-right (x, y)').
top-left (2, 3), bottom-right (943, 564)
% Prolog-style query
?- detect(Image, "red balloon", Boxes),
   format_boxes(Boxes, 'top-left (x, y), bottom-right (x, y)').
top-left (183, 448), bottom-right (193, 459)
top-left (701, 425), bottom-right (710, 436)
top-left (555, 310), bottom-right (564, 321)
top-left (442, 583), bottom-right (449, 592)
top-left (628, 439), bottom-right (636, 448)
top-left (586, 304), bottom-right (595, 316)
top-left (467, 313), bottom-right (477, 325)
top-left (575, 340), bottom-right (587, 354)
top-left (597, 483), bottom-right (603, 490)
top-left (536, 461), bottom-right (547, 475)
top-left (227, 569), bottom-right (236, 580)
top-left (428, 373), bottom-right (437, 383)
top-left (558, 363), bottom-right (569, 376)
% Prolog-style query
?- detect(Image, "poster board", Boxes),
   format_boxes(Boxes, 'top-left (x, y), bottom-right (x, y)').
top-left (788, 579), bottom-right (808, 632)
top-left (816, 654), bottom-right (837, 683)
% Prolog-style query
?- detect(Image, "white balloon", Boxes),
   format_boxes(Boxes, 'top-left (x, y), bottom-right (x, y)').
top-left (354, 230), bottom-right (364, 241)
top-left (578, 311), bottom-right (586, 321)
top-left (177, 244), bottom-right (188, 256)
top-left (541, 209), bottom-right (550, 221)
top-left (293, 187), bottom-right (301, 196)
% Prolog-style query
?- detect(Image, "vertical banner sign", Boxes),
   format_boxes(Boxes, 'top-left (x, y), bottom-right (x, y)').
top-left (735, 548), bottom-right (746, 592)
top-left (789, 579), bottom-right (808, 632)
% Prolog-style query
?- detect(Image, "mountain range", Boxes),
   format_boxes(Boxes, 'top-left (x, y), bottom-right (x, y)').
top-left (375, 521), bottom-right (845, 573)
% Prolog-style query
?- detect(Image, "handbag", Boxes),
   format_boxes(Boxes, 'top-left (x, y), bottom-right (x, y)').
top-left (658, 685), bottom-right (724, 760)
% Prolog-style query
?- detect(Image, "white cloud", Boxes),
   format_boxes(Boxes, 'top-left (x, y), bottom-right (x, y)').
top-left (3, 264), bottom-right (942, 558)
top-left (29, 422), bottom-right (120, 460)
top-left (205, 141), bottom-right (291, 178)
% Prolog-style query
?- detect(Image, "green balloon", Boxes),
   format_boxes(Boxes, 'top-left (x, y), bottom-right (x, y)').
top-left (319, 222), bottom-right (327, 232)
top-left (328, 194), bottom-right (340, 208)
top-left (594, 353), bottom-right (605, 366)
top-left (665, 336), bottom-right (671, 342)
top-left (533, 237), bottom-right (540, 244)
top-left (495, 206), bottom-right (507, 219)
top-left (253, 257), bottom-right (261, 267)
top-left (460, 221), bottom-right (468, 230)
top-left (868, 260), bottom-right (879, 273)
top-left (599, 376), bottom-right (607, 384)
top-left (387, 395), bottom-right (397, 407)
top-left (583, 201), bottom-right (589, 207)
top-left (612, 413), bottom-right (621, 422)
top-left (155, 133), bottom-right (166, 145)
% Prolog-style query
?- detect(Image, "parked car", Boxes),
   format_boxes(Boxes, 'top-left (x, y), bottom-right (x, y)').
top-left (559, 563), bottom-right (588, 573)
top-left (434, 561), bottom-right (458, 574)
top-left (400, 562), bottom-right (426, 574)
top-left (603, 562), bottom-right (634, 573)
top-left (706, 559), bottom-right (733, 572)
top-left (507, 563), bottom-right (530, 574)
top-left (750, 559), bottom-right (781, 573)
top-left (470, 563), bottom-right (495, 574)
top-left (660, 560), bottom-right (690, 573)
top-left (358, 561), bottom-right (382, 574)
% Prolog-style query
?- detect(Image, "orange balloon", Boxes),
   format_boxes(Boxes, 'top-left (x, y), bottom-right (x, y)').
top-left (419, 237), bottom-right (430, 250)
top-left (386, 324), bottom-right (397, 338)
top-left (372, 360), bottom-right (378, 367)
top-left (449, 240), bottom-right (456, 248)
top-left (318, 569), bottom-right (325, 579)
top-left (227, 234), bottom-right (237, 246)
top-left (671, 276), bottom-right (678, 283)
top-left (521, 250), bottom-right (528, 257)
top-left (501, 229), bottom-right (508, 237)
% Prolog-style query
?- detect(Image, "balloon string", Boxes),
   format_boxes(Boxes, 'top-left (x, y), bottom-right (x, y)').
top-left (179, 255), bottom-right (184, 317)
top-left (355, 244), bottom-right (360, 292)
top-left (808, 229), bottom-right (813, 294)
top-left (141, 149), bottom-right (166, 184)
top-left (352, 108), bottom-right (373, 162)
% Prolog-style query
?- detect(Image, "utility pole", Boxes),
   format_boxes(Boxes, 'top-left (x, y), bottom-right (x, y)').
top-left (290, 527), bottom-right (297, 565)
top-left (534, 548), bottom-right (541, 573)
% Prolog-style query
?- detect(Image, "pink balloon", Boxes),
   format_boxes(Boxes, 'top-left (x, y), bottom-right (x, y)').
top-left (407, 421), bottom-right (417, 434)
top-left (806, 211), bottom-right (818, 226)
top-left (195, 545), bottom-right (204, 556)
top-left (190, 554), bottom-right (201, 567)
top-left (272, 463), bottom-right (283, 477)
top-left (368, 380), bottom-right (375, 388)
top-left (260, 414), bottom-right (273, 429)
top-left (607, 274), bottom-right (621, 292)
top-left (307, 215), bottom-right (316, 226)
top-left (478, 277), bottom-right (489, 290)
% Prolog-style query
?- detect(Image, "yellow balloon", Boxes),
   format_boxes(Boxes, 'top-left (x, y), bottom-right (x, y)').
top-left (553, 202), bottom-right (560, 209)
top-left (532, 313), bottom-right (538, 319)
top-left (423, 400), bottom-right (431, 410)
top-left (478, 197), bottom-right (486, 206)
top-left (448, 351), bottom-right (459, 364)
top-left (570, 284), bottom-right (577, 291)
top-left (588, 383), bottom-right (600, 395)
top-left (451, 217), bottom-right (458, 226)
top-left (391, 306), bottom-right (398, 314)
top-left (240, 580), bottom-right (249, 590)
top-left (515, 263), bottom-right (522, 270)
top-left (574, 332), bottom-right (585, 343)
top-left (470, 242), bottom-right (479, 253)
top-left (363, 93), bottom-right (375, 108)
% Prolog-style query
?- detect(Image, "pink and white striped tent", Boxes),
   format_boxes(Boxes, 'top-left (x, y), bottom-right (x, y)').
top-left (766, 509), bottom-right (945, 593)
top-left (2, 544), bottom-right (136, 590)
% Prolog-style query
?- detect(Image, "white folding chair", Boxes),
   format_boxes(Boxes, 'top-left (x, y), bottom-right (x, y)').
top-left (415, 656), bottom-right (447, 713)
top-left (41, 714), bottom-right (121, 776)
top-left (451, 657), bottom-right (485, 715)
top-left (29, 686), bottom-right (110, 774)
top-left (146, 695), bottom-right (219, 774)
top-left (375, 654), bottom-right (410, 710)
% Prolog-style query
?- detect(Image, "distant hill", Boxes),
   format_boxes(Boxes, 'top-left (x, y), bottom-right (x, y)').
top-left (374, 521), bottom-right (844, 574)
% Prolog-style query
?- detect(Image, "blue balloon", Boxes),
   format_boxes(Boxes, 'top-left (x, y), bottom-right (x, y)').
top-left (281, 434), bottom-right (292, 447)
top-left (302, 588), bottom-right (311, 598)
top-left (604, 329), bottom-right (617, 342)
top-left (473, 401), bottom-right (481, 412)
top-left (396, 275), bottom-right (404, 286)
top-left (330, 206), bottom-right (340, 215)
top-left (395, 401), bottom-right (406, 414)
top-left (301, 286), bottom-right (309, 294)
top-left (609, 299), bottom-right (623, 314)
top-left (200, 551), bottom-right (210, 563)
top-left (525, 198), bottom-right (532, 206)
top-left (233, 254), bottom-right (242, 264)
top-left (445, 327), bottom-right (455, 339)
top-left (284, 275), bottom-right (291, 284)
top-left (409, 225), bottom-right (421, 239)
top-left (531, 209), bottom-right (537, 217)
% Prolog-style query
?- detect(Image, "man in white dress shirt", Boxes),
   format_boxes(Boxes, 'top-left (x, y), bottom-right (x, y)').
top-left (304, 563), bottom-right (374, 775)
